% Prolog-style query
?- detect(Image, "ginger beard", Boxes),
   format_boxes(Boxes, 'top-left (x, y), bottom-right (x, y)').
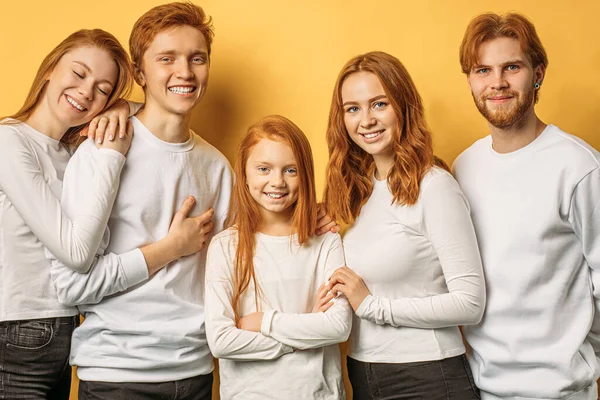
top-left (472, 84), bottom-right (535, 130)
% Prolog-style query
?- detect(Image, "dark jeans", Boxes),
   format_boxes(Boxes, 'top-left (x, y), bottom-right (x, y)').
top-left (0, 315), bottom-right (78, 400)
top-left (79, 372), bottom-right (213, 400)
top-left (347, 355), bottom-right (480, 400)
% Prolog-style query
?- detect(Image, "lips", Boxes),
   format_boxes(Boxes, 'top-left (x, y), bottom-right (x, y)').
top-left (65, 95), bottom-right (88, 112)
top-left (264, 192), bottom-right (287, 199)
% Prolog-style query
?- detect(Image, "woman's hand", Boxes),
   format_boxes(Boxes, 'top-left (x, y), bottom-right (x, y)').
top-left (327, 266), bottom-right (371, 311)
top-left (95, 119), bottom-right (133, 156)
top-left (237, 312), bottom-right (264, 332)
top-left (312, 283), bottom-right (335, 313)
top-left (315, 203), bottom-right (340, 235)
top-left (82, 98), bottom-right (131, 143)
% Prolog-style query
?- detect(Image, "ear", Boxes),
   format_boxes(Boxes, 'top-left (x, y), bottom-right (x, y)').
top-left (534, 64), bottom-right (546, 86)
top-left (133, 63), bottom-right (146, 88)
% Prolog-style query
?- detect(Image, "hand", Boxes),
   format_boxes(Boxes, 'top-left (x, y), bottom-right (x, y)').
top-left (312, 283), bottom-right (335, 313)
top-left (237, 312), bottom-right (264, 332)
top-left (81, 98), bottom-right (130, 143)
top-left (327, 266), bottom-right (370, 311)
top-left (94, 120), bottom-right (133, 156)
top-left (315, 203), bottom-right (340, 235)
top-left (167, 197), bottom-right (215, 258)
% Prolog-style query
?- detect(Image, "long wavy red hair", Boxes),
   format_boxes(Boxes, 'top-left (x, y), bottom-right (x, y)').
top-left (226, 115), bottom-right (317, 323)
top-left (2, 29), bottom-right (132, 145)
top-left (323, 51), bottom-right (448, 224)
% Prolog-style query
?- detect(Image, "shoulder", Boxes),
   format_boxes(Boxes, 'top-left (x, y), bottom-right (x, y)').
top-left (209, 227), bottom-right (238, 249)
top-left (421, 166), bottom-right (461, 195)
top-left (452, 135), bottom-right (491, 173)
top-left (0, 121), bottom-right (29, 149)
top-left (190, 131), bottom-right (232, 167)
top-left (306, 231), bottom-right (343, 251)
top-left (544, 125), bottom-right (600, 170)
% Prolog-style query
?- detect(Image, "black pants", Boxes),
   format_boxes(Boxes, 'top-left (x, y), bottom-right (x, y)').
top-left (79, 372), bottom-right (213, 400)
top-left (0, 315), bottom-right (78, 400)
top-left (347, 355), bottom-right (480, 400)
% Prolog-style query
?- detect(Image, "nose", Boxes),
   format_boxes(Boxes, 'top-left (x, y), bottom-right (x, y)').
top-left (490, 69), bottom-right (508, 91)
top-left (78, 80), bottom-right (94, 101)
top-left (269, 171), bottom-right (286, 188)
top-left (359, 110), bottom-right (376, 128)
top-left (176, 60), bottom-right (194, 80)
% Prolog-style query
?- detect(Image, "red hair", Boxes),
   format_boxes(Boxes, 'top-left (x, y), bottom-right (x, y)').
top-left (226, 115), bottom-right (317, 323)
top-left (129, 2), bottom-right (214, 86)
top-left (459, 12), bottom-right (548, 102)
top-left (323, 51), bottom-right (448, 225)
top-left (3, 29), bottom-right (132, 145)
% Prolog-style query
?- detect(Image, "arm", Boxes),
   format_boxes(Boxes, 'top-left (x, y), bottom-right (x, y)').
top-left (259, 234), bottom-right (352, 350)
top-left (0, 129), bottom-right (125, 272)
top-left (205, 236), bottom-right (294, 360)
top-left (570, 167), bottom-right (600, 359)
top-left (344, 173), bottom-right (485, 329)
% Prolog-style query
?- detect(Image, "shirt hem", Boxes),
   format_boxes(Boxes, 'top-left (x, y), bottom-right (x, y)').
top-left (1, 308), bottom-right (78, 322)
top-left (348, 346), bottom-right (465, 364)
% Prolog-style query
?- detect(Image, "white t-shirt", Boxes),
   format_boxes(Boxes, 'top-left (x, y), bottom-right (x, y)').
top-left (0, 120), bottom-right (125, 321)
top-left (49, 116), bottom-right (234, 383)
top-left (343, 167), bottom-right (485, 363)
top-left (205, 228), bottom-right (352, 400)
top-left (453, 124), bottom-right (600, 400)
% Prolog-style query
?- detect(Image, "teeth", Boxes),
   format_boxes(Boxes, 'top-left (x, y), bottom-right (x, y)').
top-left (363, 132), bottom-right (380, 139)
top-left (266, 193), bottom-right (284, 199)
top-left (169, 86), bottom-right (195, 94)
top-left (67, 96), bottom-right (85, 111)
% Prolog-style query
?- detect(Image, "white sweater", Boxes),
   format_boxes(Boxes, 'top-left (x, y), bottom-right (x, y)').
top-left (205, 229), bottom-right (352, 400)
top-left (49, 117), bottom-right (233, 383)
top-left (453, 124), bottom-right (600, 400)
top-left (0, 120), bottom-right (125, 322)
top-left (343, 167), bottom-right (485, 363)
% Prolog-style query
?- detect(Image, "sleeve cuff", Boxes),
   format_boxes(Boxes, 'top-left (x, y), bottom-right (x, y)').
top-left (355, 294), bottom-right (375, 319)
top-left (120, 248), bottom-right (149, 287)
top-left (260, 309), bottom-right (277, 337)
top-left (97, 147), bottom-right (126, 165)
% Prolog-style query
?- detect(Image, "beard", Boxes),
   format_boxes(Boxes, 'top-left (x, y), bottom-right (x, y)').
top-left (473, 86), bottom-right (534, 130)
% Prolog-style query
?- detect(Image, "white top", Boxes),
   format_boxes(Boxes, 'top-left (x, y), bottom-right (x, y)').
top-left (453, 124), bottom-right (600, 400)
top-left (343, 167), bottom-right (485, 363)
top-left (0, 119), bottom-right (125, 322)
top-left (205, 229), bottom-right (352, 400)
top-left (49, 117), bottom-right (233, 383)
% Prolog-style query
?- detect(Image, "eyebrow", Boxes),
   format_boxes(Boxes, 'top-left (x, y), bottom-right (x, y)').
top-left (472, 59), bottom-right (527, 70)
top-left (73, 61), bottom-right (114, 86)
top-left (342, 94), bottom-right (387, 107)
top-left (156, 49), bottom-right (208, 56)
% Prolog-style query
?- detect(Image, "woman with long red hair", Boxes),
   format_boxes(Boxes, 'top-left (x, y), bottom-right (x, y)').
top-left (205, 115), bottom-right (351, 400)
top-left (0, 29), bottom-right (135, 398)
top-left (324, 51), bottom-right (485, 399)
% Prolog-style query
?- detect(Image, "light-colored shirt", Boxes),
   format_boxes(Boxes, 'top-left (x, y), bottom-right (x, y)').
top-left (453, 124), bottom-right (600, 400)
top-left (205, 229), bottom-right (352, 400)
top-left (344, 167), bottom-right (485, 363)
top-left (0, 120), bottom-right (124, 321)
top-left (49, 117), bottom-right (233, 383)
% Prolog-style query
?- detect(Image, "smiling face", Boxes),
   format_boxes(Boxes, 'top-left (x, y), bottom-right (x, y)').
top-left (138, 24), bottom-right (209, 118)
top-left (341, 71), bottom-right (398, 166)
top-left (42, 46), bottom-right (118, 129)
top-left (467, 37), bottom-right (544, 130)
top-left (245, 138), bottom-right (300, 224)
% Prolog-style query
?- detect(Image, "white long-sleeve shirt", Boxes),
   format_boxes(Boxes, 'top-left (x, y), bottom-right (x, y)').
top-left (49, 116), bottom-right (233, 383)
top-left (343, 167), bottom-right (485, 363)
top-left (453, 124), bottom-right (600, 400)
top-left (205, 229), bottom-right (352, 400)
top-left (0, 120), bottom-right (125, 322)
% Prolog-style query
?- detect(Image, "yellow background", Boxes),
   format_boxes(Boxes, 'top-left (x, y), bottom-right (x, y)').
top-left (1, 0), bottom-right (599, 398)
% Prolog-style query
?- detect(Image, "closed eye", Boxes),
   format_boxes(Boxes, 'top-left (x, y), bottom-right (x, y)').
top-left (73, 70), bottom-right (84, 79)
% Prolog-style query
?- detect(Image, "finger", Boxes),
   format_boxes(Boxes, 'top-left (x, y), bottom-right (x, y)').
top-left (126, 120), bottom-right (133, 137)
top-left (107, 116), bottom-right (119, 141)
top-left (195, 208), bottom-right (215, 224)
top-left (119, 113), bottom-right (127, 139)
top-left (330, 283), bottom-right (348, 296)
top-left (318, 301), bottom-right (334, 313)
top-left (96, 117), bottom-right (109, 144)
top-left (80, 125), bottom-right (89, 137)
top-left (201, 221), bottom-right (215, 235)
top-left (316, 207), bottom-right (325, 220)
top-left (330, 224), bottom-right (341, 234)
top-left (316, 220), bottom-right (337, 236)
top-left (318, 292), bottom-right (335, 306)
top-left (87, 118), bottom-right (98, 140)
top-left (175, 196), bottom-right (196, 220)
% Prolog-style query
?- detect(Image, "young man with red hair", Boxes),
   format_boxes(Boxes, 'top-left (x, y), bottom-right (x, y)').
top-left (49, 3), bottom-right (233, 398)
top-left (453, 12), bottom-right (600, 399)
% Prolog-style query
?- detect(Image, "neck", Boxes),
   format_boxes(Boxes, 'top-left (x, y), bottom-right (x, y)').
top-left (373, 153), bottom-right (394, 181)
top-left (136, 101), bottom-right (191, 143)
top-left (25, 101), bottom-right (69, 141)
top-left (257, 211), bottom-right (294, 237)
top-left (489, 110), bottom-right (547, 154)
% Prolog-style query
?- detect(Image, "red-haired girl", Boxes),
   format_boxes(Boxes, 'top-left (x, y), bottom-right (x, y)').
top-left (324, 51), bottom-right (485, 399)
top-left (205, 115), bottom-right (351, 400)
